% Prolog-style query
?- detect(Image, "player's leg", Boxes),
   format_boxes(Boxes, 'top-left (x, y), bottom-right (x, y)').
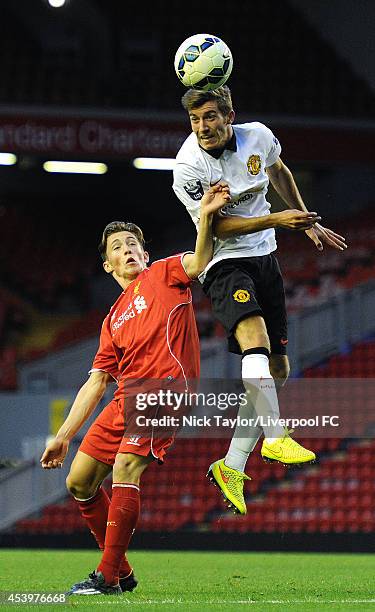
top-left (257, 253), bottom-right (316, 464)
top-left (203, 257), bottom-right (286, 441)
top-left (205, 258), bottom-right (288, 445)
top-left (207, 312), bottom-right (279, 515)
top-left (207, 315), bottom-right (271, 515)
top-left (92, 452), bottom-right (152, 590)
top-left (90, 426), bottom-right (174, 593)
top-left (69, 449), bottom-right (155, 596)
top-left (66, 451), bottom-right (115, 558)
top-left (66, 450), bottom-right (112, 499)
top-left (205, 256), bottom-right (314, 514)
top-left (219, 315), bottom-right (271, 474)
top-left (67, 451), bottom-right (150, 596)
top-left (223, 354), bottom-right (290, 473)
top-left (233, 313), bottom-right (287, 442)
top-left (66, 400), bottom-right (135, 594)
top-left (203, 259), bottom-right (271, 513)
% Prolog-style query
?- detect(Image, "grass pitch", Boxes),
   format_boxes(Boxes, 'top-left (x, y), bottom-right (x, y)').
top-left (0, 549), bottom-right (374, 611)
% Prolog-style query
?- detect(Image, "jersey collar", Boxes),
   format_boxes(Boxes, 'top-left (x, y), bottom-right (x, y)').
top-left (199, 131), bottom-right (237, 159)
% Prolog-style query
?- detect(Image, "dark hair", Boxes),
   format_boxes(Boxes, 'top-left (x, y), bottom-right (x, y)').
top-left (98, 221), bottom-right (145, 261)
top-left (181, 85), bottom-right (233, 116)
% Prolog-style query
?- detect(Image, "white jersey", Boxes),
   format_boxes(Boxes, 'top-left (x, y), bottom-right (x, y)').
top-left (173, 122), bottom-right (281, 279)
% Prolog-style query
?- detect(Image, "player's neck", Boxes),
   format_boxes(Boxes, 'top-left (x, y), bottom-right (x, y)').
top-left (119, 271), bottom-right (144, 292)
top-left (226, 125), bottom-right (234, 142)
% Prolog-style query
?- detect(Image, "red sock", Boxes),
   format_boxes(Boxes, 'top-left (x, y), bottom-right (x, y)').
top-left (97, 484), bottom-right (140, 585)
top-left (75, 486), bottom-right (132, 577)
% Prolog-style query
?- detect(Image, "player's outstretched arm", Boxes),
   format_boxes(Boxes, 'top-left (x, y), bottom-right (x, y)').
top-left (267, 157), bottom-right (347, 251)
top-left (210, 155), bottom-right (320, 239)
top-left (213, 208), bottom-right (321, 239)
top-left (40, 371), bottom-right (112, 469)
top-left (183, 183), bottom-right (231, 279)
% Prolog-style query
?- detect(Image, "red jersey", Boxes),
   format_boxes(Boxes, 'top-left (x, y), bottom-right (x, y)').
top-left (90, 254), bottom-right (200, 399)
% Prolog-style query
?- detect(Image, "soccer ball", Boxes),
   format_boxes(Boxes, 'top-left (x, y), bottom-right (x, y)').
top-left (174, 34), bottom-right (233, 91)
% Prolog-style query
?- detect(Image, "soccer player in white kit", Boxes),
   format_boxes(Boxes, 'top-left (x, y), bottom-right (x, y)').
top-left (173, 86), bottom-right (347, 515)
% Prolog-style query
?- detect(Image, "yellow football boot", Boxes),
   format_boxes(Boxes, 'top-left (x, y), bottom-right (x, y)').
top-left (207, 459), bottom-right (251, 515)
top-left (261, 429), bottom-right (316, 465)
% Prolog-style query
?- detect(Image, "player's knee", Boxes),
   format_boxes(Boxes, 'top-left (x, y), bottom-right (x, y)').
top-left (113, 453), bottom-right (147, 483)
top-left (66, 473), bottom-right (96, 500)
top-left (238, 334), bottom-right (270, 353)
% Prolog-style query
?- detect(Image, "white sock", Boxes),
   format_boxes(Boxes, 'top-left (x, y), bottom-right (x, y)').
top-left (242, 353), bottom-right (285, 440)
top-left (224, 396), bottom-right (262, 472)
top-left (224, 352), bottom-right (285, 471)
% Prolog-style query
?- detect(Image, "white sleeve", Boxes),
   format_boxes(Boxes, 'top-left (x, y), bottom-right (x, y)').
top-left (264, 127), bottom-right (282, 167)
top-left (173, 163), bottom-right (210, 226)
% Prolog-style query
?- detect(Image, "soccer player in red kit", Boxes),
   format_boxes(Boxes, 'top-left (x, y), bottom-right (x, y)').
top-left (40, 183), bottom-right (230, 596)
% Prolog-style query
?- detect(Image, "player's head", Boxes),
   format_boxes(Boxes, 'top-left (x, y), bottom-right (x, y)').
top-left (181, 85), bottom-right (235, 151)
top-left (99, 221), bottom-right (149, 285)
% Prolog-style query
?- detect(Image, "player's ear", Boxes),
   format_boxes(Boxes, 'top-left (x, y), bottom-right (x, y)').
top-left (143, 251), bottom-right (150, 264)
top-left (103, 260), bottom-right (113, 274)
top-left (227, 110), bottom-right (235, 124)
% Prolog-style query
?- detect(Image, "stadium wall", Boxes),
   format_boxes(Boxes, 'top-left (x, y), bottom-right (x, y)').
top-left (1, 530), bottom-right (374, 554)
top-left (16, 280), bottom-right (375, 392)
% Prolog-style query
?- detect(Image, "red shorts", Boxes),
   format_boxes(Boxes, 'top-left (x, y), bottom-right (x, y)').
top-left (79, 398), bottom-right (174, 465)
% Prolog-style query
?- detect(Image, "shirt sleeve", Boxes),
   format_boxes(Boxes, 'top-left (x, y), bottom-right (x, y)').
top-left (172, 163), bottom-right (210, 227)
top-left (89, 314), bottom-right (119, 382)
top-left (264, 126), bottom-right (282, 167)
top-left (151, 254), bottom-right (193, 288)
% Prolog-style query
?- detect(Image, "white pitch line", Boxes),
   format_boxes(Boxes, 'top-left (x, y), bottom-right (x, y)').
top-left (67, 599), bottom-right (375, 605)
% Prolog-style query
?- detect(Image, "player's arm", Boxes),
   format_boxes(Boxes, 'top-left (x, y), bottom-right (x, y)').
top-left (266, 156), bottom-right (307, 212)
top-left (213, 206), bottom-right (320, 240)
top-left (266, 157), bottom-right (347, 251)
top-left (183, 183), bottom-right (231, 279)
top-left (173, 160), bottom-right (321, 242)
top-left (40, 371), bottom-right (112, 469)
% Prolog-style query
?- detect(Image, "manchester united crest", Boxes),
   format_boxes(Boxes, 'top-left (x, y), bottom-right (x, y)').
top-left (247, 154), bottom-right (261, 175)
top-left (233, 289), bottom-right (251, 303)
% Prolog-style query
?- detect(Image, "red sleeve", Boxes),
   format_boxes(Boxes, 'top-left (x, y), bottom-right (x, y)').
top-left (150, 253), bottom-right (192, 288)
top-left (89, 314), bottom-right (119, 382)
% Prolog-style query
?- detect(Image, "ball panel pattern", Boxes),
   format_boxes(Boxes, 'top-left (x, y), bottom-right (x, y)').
top-left (174, 33), bottom-right (233, 91)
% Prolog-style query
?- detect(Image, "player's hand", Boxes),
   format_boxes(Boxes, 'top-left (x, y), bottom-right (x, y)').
top-left (200, 182), bottom-right (231, 217)
top-left (274, 209), bottom-right (321, 230)
top-left (40, 437), bottom-right (69, 469)
top-left (305, 223), bottom-right (347, 251)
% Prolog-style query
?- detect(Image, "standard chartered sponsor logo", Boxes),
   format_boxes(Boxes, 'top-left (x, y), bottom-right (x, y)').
top-left (112, 296), bottom-right (147, 331)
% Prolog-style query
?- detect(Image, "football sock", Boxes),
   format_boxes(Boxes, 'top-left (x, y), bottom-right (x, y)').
top-left (224, 396), bottom-right (262, 472)
top-left (242, 351), bottom-right (285, 442)
top-left (75, 486), bottom-right (132, 577)
top-left (97, 483), bottom-right (140, 585)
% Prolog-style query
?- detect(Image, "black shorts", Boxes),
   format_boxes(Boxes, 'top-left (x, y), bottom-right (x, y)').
top-left (202, 254), bottom-right (288, 355)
